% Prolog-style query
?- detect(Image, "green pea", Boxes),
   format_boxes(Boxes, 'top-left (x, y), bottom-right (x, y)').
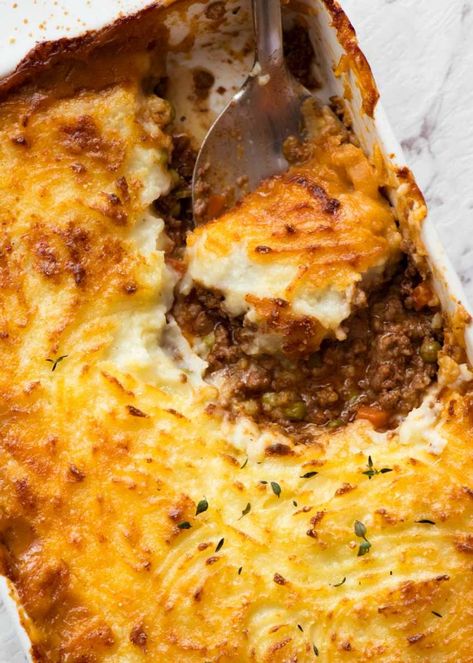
top-left (326, 418), bottom-right (343, 429)
top-left (420, 339), bottom-right (441, 363)
top-left (262, 392), bottom-right (280, 409)
top-left (283, 401), bottom-right (307, 421)
top-left (203, 332), bottom-right (215, 349)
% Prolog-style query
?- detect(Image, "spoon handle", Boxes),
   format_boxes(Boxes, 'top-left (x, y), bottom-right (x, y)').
top-left (252, 0), bottom-right (284, 73)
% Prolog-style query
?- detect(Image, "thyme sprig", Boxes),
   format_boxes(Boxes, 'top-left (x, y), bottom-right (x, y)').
top-left (362, 456), bottom-right (392, 480)
top-left (46, 355), bottom-right (68, 372)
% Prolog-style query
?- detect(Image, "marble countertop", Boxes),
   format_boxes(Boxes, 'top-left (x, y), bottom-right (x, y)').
top-left (344, 0), bottom-right (473, 302)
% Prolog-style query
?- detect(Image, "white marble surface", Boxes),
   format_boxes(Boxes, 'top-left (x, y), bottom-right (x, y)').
top-left (344, 0), bottom-right (473, 301)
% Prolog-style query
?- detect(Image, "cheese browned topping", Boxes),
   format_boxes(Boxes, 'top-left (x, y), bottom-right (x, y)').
top-left (186, 106), bottom-right (401, 351)
top-left (0, 7), bottom-right (473, 663)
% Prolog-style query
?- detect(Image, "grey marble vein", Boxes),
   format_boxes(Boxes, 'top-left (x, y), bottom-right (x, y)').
top-left (344, 0), bottom-right (473, 301)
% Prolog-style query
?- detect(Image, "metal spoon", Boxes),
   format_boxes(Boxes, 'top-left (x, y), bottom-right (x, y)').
top-left (192, 0), bottom-right (311, 224)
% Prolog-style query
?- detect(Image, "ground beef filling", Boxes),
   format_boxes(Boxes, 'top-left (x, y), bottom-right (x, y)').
top-left (283, 25), bottom-right (320, 91)
top-left (154, 133), bottom-right (196, 259)
top-left (173, 262), bottom-right (443, 431)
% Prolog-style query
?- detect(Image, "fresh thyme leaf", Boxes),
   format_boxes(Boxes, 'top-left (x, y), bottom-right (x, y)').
top-left (416, 519), bottom-right (436, 525)
top-left (432, 611), bottom-right (443, 618)
top-left (240, 457), bottom-right (248, 469)
top-left (46, 355), bottom-right (68, 372)
top-left (300, 471), bottom-right (318, 479)
top-left (271, 481), bottom-right (281, 498)
top-left (195, 498), bottom-right (208, 516)
top-left (260, 480), bottom-right (268, 485)
top-left (297, 624), bottom-right (304, 632)
top-left (239, 502), bottom-right (251, 519)
top-left (293, 500), bottom-right (298, 507)
top-left (362, 456), bottom-right (392, 480)
top-left (332, 576), bottom-right (346, 587)
top-left (238, 566), bottom-right (242, 575)
top-left (215, 537), bottom-right (224, 553)
top-left (354, 520), bottom-right (367, 538)
top-left (177, 521), bottom-right (191, 530)
top-left (357, 540), bottom-right (371, 556)
top-left (313, 644), bottom-right (319, 656)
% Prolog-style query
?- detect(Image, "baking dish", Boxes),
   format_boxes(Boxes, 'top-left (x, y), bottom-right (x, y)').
top-left (0, 0), bottom-right (472, 660)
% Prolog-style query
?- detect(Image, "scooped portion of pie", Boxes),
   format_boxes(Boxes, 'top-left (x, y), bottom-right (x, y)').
top-left (186, 105), bottom-right (401, 355)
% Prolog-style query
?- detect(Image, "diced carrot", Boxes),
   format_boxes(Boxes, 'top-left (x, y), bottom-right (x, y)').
top-left (206, 194), bottom-right (226, 220)
top-left (411, 281), bottom-right (437, 310)
top-left (356, 405), bottom-right (390, 429)
top-left (164, 256), bottom-right (186, 275)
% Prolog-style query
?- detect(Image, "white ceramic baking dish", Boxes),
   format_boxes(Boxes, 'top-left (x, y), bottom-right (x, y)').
top-left (1, 0), bottom-right (471, 659)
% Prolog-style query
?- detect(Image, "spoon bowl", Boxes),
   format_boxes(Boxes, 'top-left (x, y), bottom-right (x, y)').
top-left (192, 0), bottom-right (312, 224)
